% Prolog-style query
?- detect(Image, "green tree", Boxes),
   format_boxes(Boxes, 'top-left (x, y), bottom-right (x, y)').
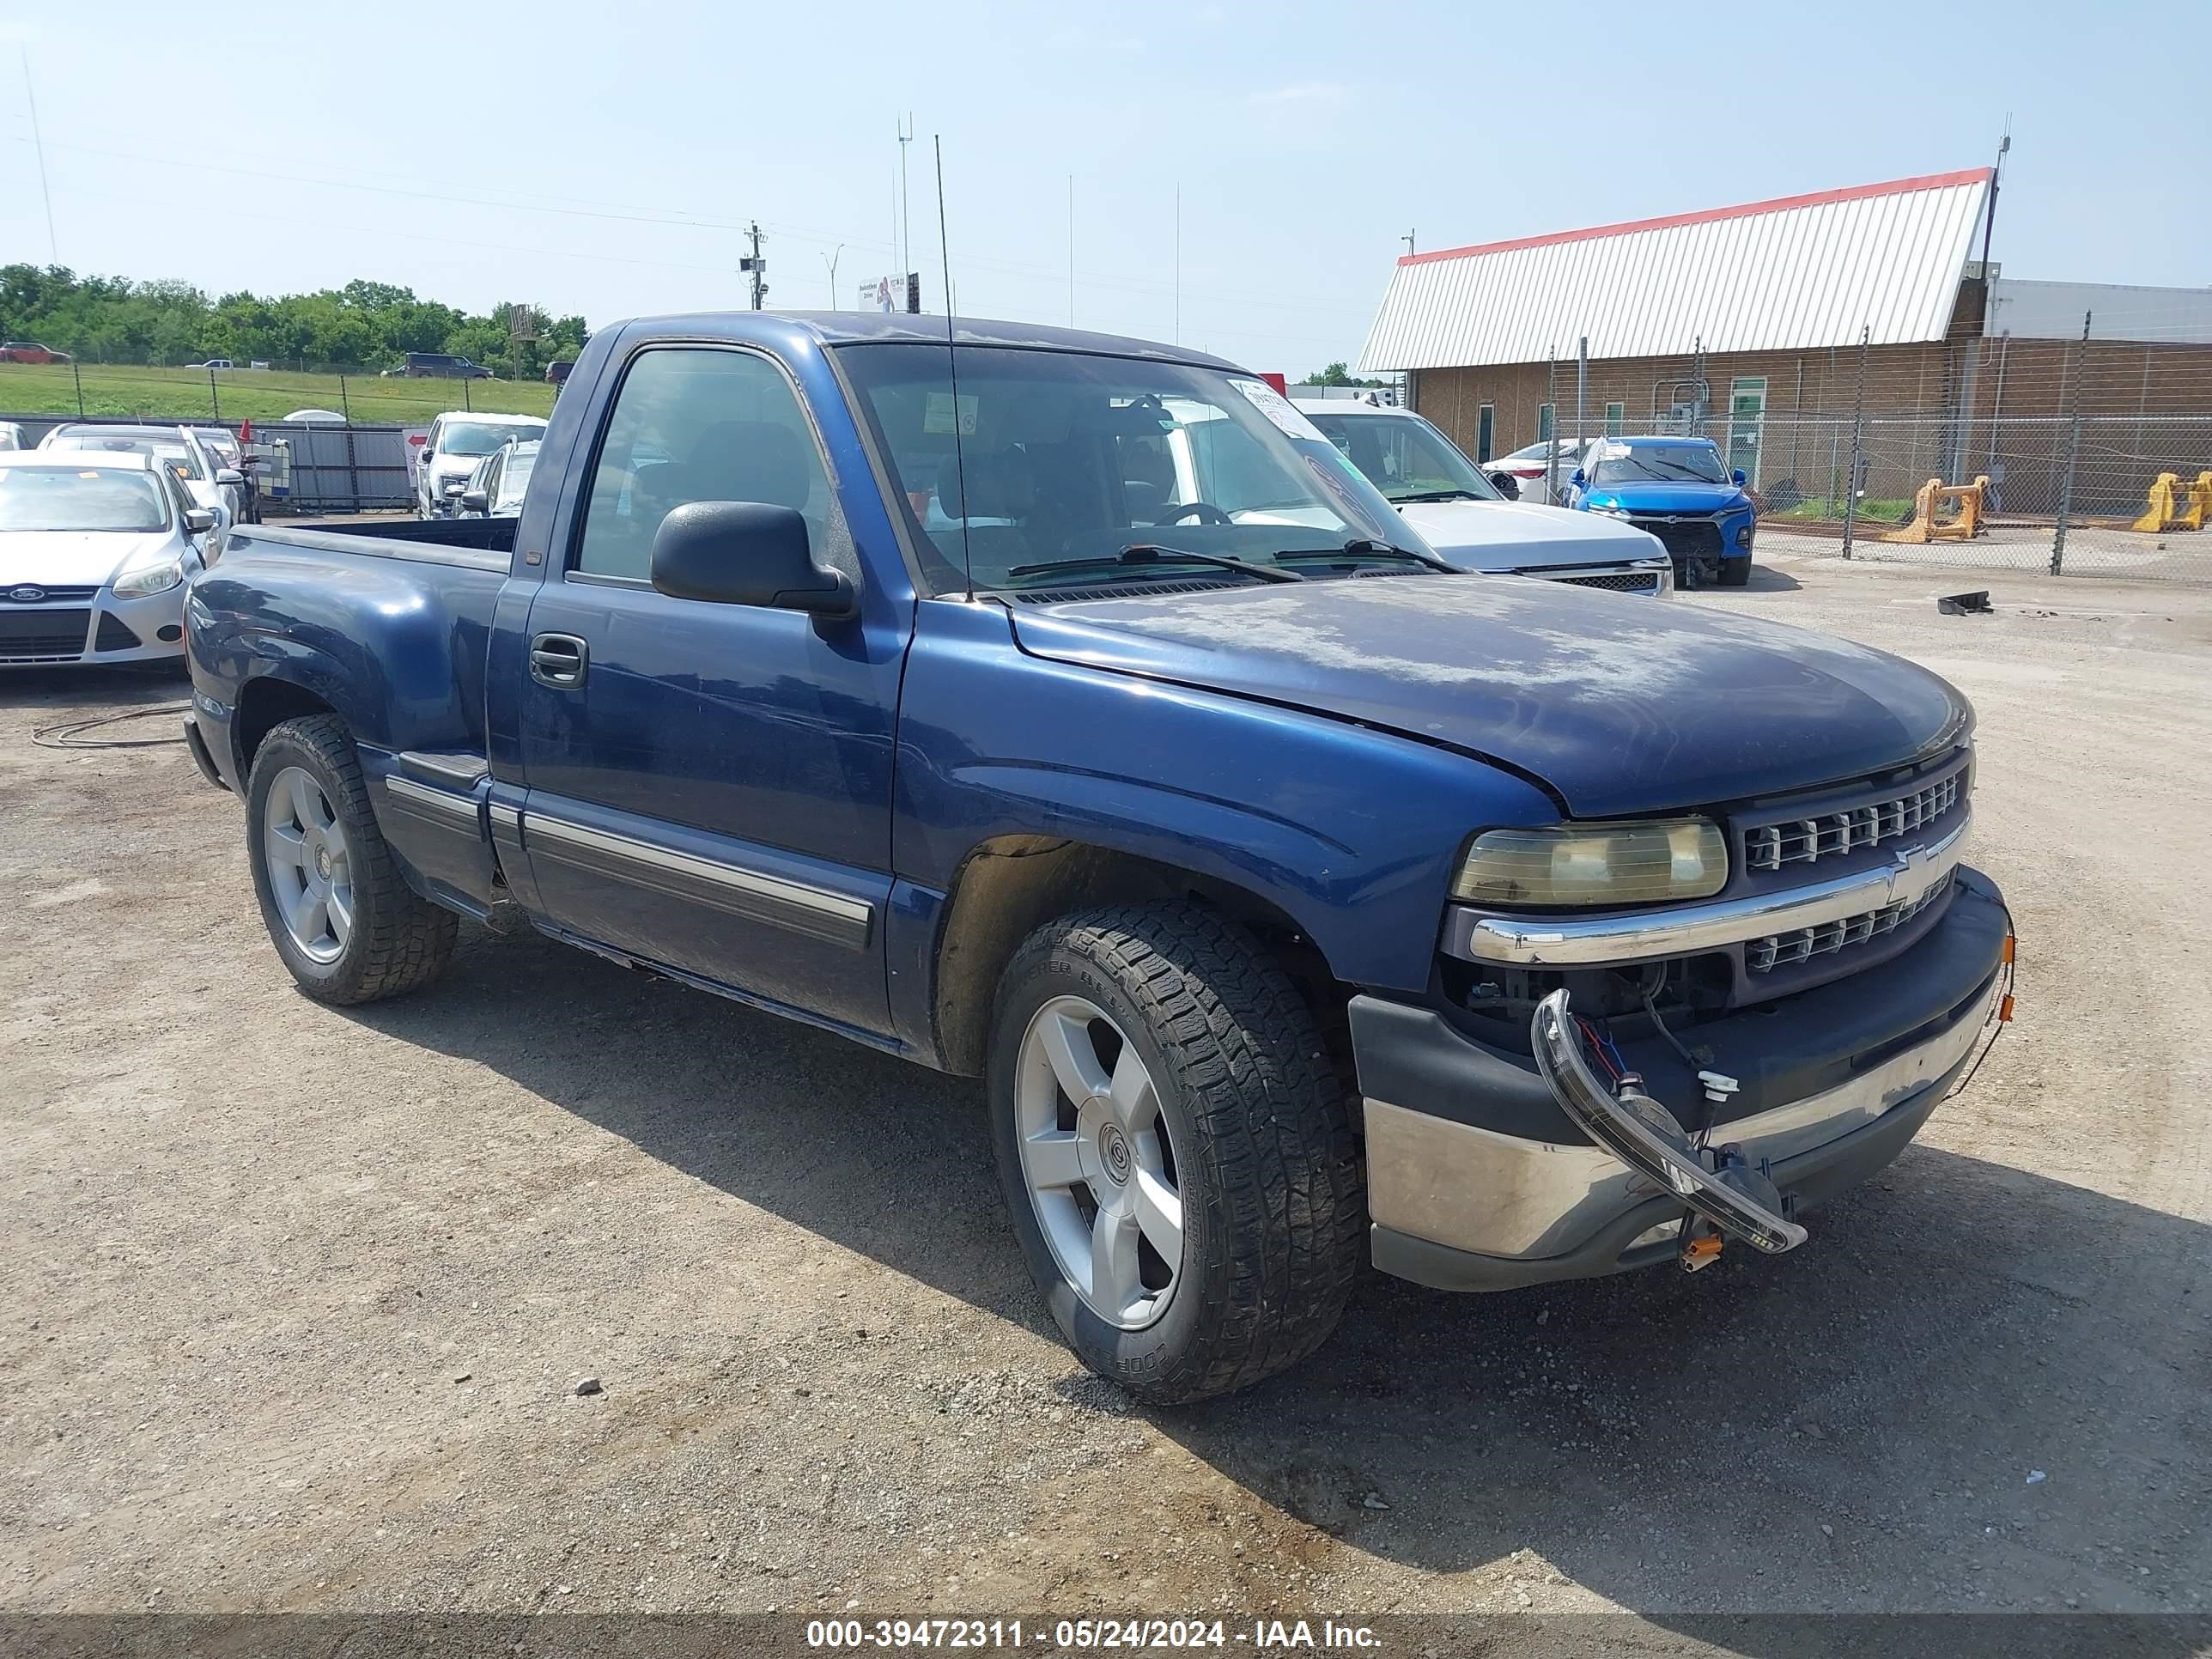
top-left (1299, 361), bottom-right (1386, 388)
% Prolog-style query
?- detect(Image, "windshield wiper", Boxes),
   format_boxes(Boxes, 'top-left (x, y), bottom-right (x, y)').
top-left (1006, 544), bottom-right (1305, 585)
top-left (1275, 538), bottom-right (1460, 574)
top-left (1391, 488), bottom-right (1488, 503)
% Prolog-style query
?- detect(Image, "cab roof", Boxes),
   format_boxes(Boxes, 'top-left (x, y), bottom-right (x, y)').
top-left (0, 450), bottom-right (158, 469)
top-left (620, 309), bottom-right (1242, 372)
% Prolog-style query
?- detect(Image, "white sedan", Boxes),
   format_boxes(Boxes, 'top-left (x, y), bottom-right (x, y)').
top-left (0, 454), bottom-right (216, 667)
top-left (1294, 403), bottom-right (1672, 597)
top-left (1485, 437), bottom-right (1597, 507)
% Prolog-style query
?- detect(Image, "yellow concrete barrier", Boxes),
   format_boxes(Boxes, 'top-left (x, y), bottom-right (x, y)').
top-left (2132, 471), bottom-right (2211, 533)
top-left (1882, 475), bottom-right (1990, 544)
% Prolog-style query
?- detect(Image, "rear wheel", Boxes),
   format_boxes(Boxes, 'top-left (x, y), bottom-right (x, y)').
top-left (1717, 554), bottom-right (1753, 588)
top-left (988, 902), bottom-right (1364, 1404)
top-left (245, 714), bottom-right (457, 1005)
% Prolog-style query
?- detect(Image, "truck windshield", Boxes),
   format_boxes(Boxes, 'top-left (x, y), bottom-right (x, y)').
top-left (838, 343), bottom-right (1429, 594)
top-left (1589, 442), bottom-right (1729, 485)
top-left (1306, 411), bottom-right (1504, 504)
top-left (0, 467), bottom-right (167, 531)
top-left (441, 421), bottom-right (544, 457)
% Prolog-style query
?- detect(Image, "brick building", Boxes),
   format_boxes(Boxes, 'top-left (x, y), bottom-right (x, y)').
top-left (1358, 169), bottom-right (2212, 508)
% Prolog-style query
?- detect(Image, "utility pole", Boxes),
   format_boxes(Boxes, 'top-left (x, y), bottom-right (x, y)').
top-left (741, 222), bottom-right (768, 310)
top-left (896, 114), bottom-right (914, 280)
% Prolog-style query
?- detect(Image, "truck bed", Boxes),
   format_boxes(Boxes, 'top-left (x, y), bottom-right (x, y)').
top-left (236, 514), bottom-right (517, 571)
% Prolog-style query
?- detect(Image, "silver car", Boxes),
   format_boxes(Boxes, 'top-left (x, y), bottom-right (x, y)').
top-left (454, 438), bottom-right (539, 519)
top-left (37, 422), bottom-right (243, 544)
top-left (0, 454), bottom-right (216, 667)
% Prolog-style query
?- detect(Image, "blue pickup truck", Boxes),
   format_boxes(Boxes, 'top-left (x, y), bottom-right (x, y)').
top-left (184, 313), bottom-right (2011, 1403)
top-left (1570, 434), bottom-right (1759, 588)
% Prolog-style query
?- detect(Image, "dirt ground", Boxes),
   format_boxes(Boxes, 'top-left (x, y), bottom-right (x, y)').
top-left (3, 552), bottom-right (2209, 1640)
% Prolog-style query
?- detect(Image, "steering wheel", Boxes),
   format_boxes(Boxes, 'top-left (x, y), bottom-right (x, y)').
top-left (1156, 501), bottom-right (1233, 526)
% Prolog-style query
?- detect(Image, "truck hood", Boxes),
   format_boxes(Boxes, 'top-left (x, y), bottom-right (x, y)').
top-left (1006, 576), bottom-right (1969, 817)
top-left (0, 530), bottom-right (169, 589)
top-left (1581, 481), bottom-right (1751, 515)
top-left (1393, 498), bottom-right (1664, 572)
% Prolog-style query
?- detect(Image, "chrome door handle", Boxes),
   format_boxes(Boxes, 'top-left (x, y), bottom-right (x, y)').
top-left (529, 632), bottom-right (588, 688)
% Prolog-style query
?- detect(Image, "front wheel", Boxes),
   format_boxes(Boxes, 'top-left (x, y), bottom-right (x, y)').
top-left (245, 714), bottom-right (457, 1005)
top-left (1717, 554), bottom-right (1753, 588)
top-left (988, 902), bottom-right (1364, 1404)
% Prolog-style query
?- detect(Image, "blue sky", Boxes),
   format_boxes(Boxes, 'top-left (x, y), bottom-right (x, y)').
top-left (0, 0), bottom-right (2201, 374)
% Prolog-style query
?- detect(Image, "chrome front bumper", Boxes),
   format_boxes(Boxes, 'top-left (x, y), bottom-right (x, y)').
top-left (1358, 866), bottom-right (2009, 1291)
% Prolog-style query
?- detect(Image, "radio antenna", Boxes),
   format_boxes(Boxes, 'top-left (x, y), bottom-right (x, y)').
top-left (934, 135), bottom-right (974, 601)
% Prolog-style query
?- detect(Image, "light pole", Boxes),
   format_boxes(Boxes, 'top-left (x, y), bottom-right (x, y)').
top-left (823, 245), bottom-right (844, 308)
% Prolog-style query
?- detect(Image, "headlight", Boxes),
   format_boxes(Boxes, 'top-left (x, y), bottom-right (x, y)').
top-left (1735, 525), bottom-right (1754, 548)
top-left (112, 555), bottom-right (186, 598)
top-left (1454, 819), bottom-right (1729, 907)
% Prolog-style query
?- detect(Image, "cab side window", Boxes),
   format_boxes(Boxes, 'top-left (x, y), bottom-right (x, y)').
top-left (574, 347), bottom-right (830, 581)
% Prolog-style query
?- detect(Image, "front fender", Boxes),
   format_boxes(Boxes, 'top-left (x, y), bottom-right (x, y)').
top-left (893, 601), bottom-right (1557, 994)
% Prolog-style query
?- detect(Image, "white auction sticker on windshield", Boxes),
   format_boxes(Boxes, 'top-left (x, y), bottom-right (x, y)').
top-left (1231, 379), bottom-right (1328, 442)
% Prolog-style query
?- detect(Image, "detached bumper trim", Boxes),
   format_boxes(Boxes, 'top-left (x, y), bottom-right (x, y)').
top-left (1448, 811), bottom-right (1970, 967)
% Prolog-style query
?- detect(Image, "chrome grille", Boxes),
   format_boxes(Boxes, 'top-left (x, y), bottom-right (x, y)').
top-left (0, 585), bottom-right (98, 605)
top-left (1553, 570), bottom-right (1661, 593)
top-left (1746, 872), bottom-right (1954, 974)
top-left (1745, 773), bottom-right (1961, 872)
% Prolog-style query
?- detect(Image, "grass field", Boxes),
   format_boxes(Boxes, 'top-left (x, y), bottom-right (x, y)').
top-left (0, 363), bottom-right (556, 427)
top-left (1774, 495), bottom-right (1917, 524)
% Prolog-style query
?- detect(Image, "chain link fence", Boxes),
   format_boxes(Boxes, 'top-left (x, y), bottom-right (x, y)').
top-left (1739, 415), bottom-right (2212, 580)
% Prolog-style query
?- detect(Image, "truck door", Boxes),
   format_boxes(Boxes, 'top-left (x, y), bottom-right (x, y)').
top-left (512, 342), bottom-right (904, 1038)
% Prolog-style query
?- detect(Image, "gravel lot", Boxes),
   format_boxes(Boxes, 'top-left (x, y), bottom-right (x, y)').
top-left (4, 552), bottom-right (2209, 1638)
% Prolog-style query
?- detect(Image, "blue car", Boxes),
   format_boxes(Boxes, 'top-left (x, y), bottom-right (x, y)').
top-left (1570, 435), bottom-right (1756, 588)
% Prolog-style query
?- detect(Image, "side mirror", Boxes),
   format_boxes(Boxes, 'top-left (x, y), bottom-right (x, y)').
top-left (651, 501), bottom-right (856, 618)
top-left (184, 507), bottom-right (216, 534)
top-left (1731, 468), bottom-right (1747, 487)
top-left (459, 487), bottom-right (489, 514)
top-left (216, 467), bottom-right (244, 487)
top-left (1486, 470), bottom-right (1520, 501)
top-left (1569, 469), bottom-right (1587, 490)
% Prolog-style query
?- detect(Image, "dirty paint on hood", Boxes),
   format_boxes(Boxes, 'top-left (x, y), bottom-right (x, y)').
top-left (1006, 574), bottom-right (1971, 817)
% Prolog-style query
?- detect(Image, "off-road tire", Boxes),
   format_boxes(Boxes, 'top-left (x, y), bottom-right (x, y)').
top-left (245, 714), bottom-right (458, 1005)
top-left (988, 902), bottom-right (1364, 1404)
